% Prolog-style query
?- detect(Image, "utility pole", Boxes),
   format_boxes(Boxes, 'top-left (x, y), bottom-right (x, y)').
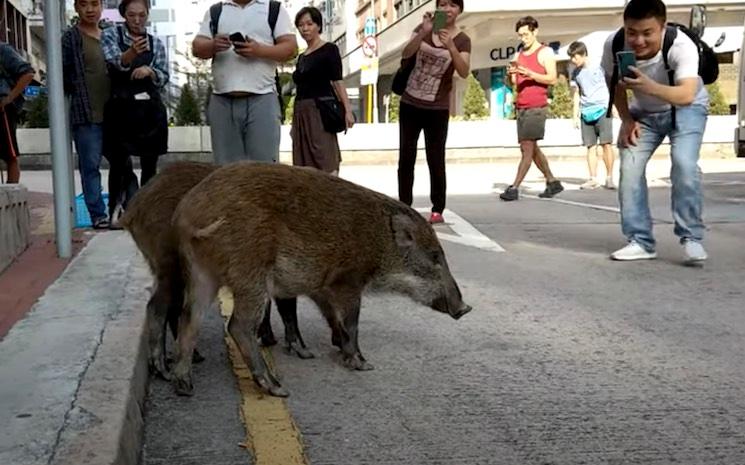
top-left (46, 0), bottom-right (73, 257)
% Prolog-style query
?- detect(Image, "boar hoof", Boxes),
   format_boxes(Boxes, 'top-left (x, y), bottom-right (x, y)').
top-left (255, 376), bottom-right (290, 397)
top-left (192, 349), bottom-right (206, 364)
top-left (259, 332), bottom-right (278, 347)
top-left (343, 355), bottom-right (374, 371)
top-left (285, 342), bottom-right (315, 360)
top-left (150, 357), bottom-right (172, 380)
top-left (174, 377), bottom-right (194, 397)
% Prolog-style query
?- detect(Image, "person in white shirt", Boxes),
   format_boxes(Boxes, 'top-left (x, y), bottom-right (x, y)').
top-left (601, 0), bottom-right (709, 264)
top-left (192, 0), bottom-right (297, 164)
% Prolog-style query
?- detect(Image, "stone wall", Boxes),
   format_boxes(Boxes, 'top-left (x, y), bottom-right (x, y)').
top-left (0, 185), bottom-right (31, 273)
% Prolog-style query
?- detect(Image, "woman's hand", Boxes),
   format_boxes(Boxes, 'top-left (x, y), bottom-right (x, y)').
top-left (345, 109), bottom-right (355, 129)
top-left (421, 12), bottom-right (434, 34)
top-left (131, 65), bottom-right (155, 80)
top-left (438, 29), bottom-right (454, 49)
top-left (130, 36), bottom-right (149, 55)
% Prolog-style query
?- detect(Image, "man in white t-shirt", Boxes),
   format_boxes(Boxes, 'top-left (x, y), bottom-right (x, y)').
top-left (601, 0), bottom-right (709, 264)
top-left (192, 0), bottom-right (297, 164)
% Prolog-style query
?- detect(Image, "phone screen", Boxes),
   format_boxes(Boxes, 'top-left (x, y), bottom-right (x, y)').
top-left (616, 51), bottom-right (637, 79)
top-left (433, 10), bottom-right (447, 31)
top-left (229, 32), bottom-right (246, 43)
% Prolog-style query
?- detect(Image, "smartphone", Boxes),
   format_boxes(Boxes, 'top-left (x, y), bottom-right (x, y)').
top-left (229, 32), bottom-right (246, 44)
top-left (432, 10), bottom-right (447, 31)
top-left (616, 51), bottom-right (637, 79)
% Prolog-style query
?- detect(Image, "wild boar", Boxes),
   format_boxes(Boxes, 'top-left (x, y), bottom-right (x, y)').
top-left (171, 163), bottom-right (472, 397)
top-left (120, 162), bottom-right (311, 380)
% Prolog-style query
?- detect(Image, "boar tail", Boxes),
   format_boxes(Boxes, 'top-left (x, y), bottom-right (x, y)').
top-left (193, 218), bottom-right (226, 239)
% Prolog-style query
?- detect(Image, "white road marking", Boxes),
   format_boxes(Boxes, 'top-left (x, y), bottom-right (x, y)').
top-left (418, 208), bottom-right (505, 253)
top-left (521, 194), bottom-right (622, 214)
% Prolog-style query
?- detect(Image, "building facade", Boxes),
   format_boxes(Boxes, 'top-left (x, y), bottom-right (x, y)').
top-left (343, 0), bottom-right (745, 121)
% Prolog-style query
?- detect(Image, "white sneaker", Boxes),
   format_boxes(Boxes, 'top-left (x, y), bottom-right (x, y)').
top-left (610, 242), bottom-right (657, 261)
top-left (580, 179), bottom-right (600, 190)
top-left (683, 240), bottom-right (707, 264)
top-left (604, 177), bottom-right (616, 190)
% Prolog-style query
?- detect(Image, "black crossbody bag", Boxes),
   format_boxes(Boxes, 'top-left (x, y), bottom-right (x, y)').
top-left (315, 87), bottom-right (346, 134)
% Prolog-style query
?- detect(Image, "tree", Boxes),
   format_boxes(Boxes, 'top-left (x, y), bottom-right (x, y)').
top-left (462, 74), bottom-right (489, 120)
top-left (548, 74), bottom-right (572, 118)
top-left (387, 93), bottom-right (400, 123)
top-left (174, 84), bottom-right (201, 126)
top-left (23, 94), bottom-right (49, 128)
top-left (173, 45), bottom-right (213, 122)
top-left (706, 82), bottom-right (730, 115)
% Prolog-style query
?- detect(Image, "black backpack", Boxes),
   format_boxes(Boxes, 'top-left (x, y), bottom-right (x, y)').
top-left (607, 23), bottom-right (718, 124)
top-left (208, 1), bottom-right (286, 122)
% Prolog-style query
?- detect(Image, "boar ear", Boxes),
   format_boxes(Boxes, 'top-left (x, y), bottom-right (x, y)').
top-left (391, 213), bottom-right (416, 250)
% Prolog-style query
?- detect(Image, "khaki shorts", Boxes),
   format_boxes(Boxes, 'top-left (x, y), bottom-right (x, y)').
top-left (516, 107), bottom-right (547, 142)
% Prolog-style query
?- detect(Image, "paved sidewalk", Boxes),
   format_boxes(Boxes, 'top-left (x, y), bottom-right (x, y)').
top-left (0, 232), bottom-right (149, 465)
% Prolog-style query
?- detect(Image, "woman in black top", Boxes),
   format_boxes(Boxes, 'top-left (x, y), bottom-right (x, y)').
top-left (291, 6), bottom-right (354, 174)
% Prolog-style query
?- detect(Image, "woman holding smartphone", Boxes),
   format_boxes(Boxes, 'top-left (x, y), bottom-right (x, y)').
top-left (101, 0), bottom-right (169, 226)
top-left (397, 0), bottom-right (471, 224)
top-left (291, 6), bottom-right (354, 175)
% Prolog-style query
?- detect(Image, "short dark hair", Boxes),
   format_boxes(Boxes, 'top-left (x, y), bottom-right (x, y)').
top-left (295, 6), bottom-right (323, 34)
top-left (440, 0), bottom-right (464, 12)
top-left (567, 41), bottom-right (588, 57)
top-left (118, 0), bottom-right (149, 17)
top-left (623, 0), bottom-right (666, 23)
top-left (515, 16), bottom-right (538, 33)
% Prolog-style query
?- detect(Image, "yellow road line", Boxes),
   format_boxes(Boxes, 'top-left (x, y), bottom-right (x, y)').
top-left (219, 288), bottom-right (309, 465)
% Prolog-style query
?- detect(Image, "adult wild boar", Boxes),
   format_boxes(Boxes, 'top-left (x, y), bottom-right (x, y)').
top-left (121, 162), bottom-right (311, 380)
top-left (172, 163), bottom-right (472, 397)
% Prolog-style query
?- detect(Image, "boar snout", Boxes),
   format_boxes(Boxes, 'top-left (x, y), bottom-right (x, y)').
top-left (430, 296), bottom-right (472, 320)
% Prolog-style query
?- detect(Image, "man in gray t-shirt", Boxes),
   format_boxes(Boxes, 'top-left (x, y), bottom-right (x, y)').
top-left (569, 41), bottom-right (615, 190)
top-left (602, 0), bottom-right (709, 264)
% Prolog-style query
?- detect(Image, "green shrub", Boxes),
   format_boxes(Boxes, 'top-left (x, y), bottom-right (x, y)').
top-left (548, 75), bottom-right (572, 118)
top-left (462, 74), bottom-right (489, 120)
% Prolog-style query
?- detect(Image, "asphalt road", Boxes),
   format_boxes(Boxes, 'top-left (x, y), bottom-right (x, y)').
top-left (140, 169), bottom-right (745, 465)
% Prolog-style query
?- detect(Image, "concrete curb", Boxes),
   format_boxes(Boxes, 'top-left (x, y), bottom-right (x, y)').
top-left (0, 232), bottom-right (150, 465)
top-left (51, 261), bottom-right (150, 465)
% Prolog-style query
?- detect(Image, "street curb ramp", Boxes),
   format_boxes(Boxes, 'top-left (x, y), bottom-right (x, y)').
top-left (0, 232), bottom-right (150, 465)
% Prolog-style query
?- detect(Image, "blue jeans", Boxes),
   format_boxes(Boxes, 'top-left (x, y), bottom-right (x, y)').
top-left (618, 105), bottom-right (707, 251)
top-left (73, 123), bottom-right (107, 221)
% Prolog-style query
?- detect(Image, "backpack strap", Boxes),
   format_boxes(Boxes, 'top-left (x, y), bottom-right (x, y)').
top-left (209, 2), bottom-right (223, 37)
top-left (662, 25), bottom-right (678, 129)
top-left (606, 28), bottom-right (625, 118)
top-left (268, 0), bottom-right (280, 43)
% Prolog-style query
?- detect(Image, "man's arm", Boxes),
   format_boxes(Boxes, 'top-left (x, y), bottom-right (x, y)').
top-left (193, 35), bottom-right (219, 59)
top-left (0, 72), bottom-right (34, 110)
top-left (624, 71), bottom-right (698, 106)
top-left (572, 85), bottom-right (580, 120)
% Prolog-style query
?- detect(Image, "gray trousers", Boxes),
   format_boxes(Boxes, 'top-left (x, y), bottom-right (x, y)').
top-left (208, 93), bottom-right (281, 165)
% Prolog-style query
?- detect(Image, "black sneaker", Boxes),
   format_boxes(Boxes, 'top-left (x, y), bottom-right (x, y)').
top-left (499, 186), bottom-right (519, 201)
top-left (538, 180), bottom-right (564, 198)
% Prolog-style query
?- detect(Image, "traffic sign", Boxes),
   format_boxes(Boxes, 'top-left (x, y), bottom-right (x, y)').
top-left (364, 17), bottom-right (376, 36)
top-left (362, 35), bottom-right (377, 58)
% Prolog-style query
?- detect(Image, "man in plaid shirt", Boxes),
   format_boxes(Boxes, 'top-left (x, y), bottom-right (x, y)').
top-left (62, 0), bottom-right (111, 228)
